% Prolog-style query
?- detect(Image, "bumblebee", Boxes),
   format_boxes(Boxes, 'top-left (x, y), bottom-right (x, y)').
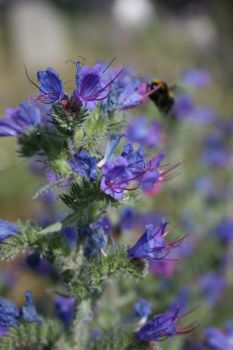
top-left (148, 79), bottom-right (174, 114)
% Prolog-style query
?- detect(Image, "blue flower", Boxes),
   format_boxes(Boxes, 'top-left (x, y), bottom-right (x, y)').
top-left (117, 81), bottom-right (148, 110)
top-left (20, 291), bottom-right (40, 323)
top-left (127, 222), bottom-right (185, 261)
top-left (83, 226), bottom-right (108, 258)
top-left (0, 298), bottom-right (19, 331)
top-left (37, 67), bottom-right (65, 104)
top-left (0, 291), bottom-right (39, 336)
top-left (136, 302), bottom-right (195, 341)
top-left (0, 219), bottom-right (19, 242)
top-left (0, 100), bottom-right (45, 137)
top-left (119, 207), bottom-right (136, 231)
top-left (54, 295), bottom-right (75, 326)
top-left (61, 225), bottom-right (77, 248)
top-left (134, 299), bottom-right (152, 319)
top-left (69, 150), bottom-right (97, 180)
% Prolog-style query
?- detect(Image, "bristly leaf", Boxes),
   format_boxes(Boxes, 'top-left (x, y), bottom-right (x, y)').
top-left (52, 103), bottom-right (88, 136)
top-left (89, 324), bottom-right (149, 350)
top-left (60, 179), bottom-right (119, 211)
top-left (18, 126), bottom-right (68, 160)
top-left (0, 320), bottom-right (62, 350)
top-left (66, 246), bottom-right (144, 300)
top-left (0, 222), bottom-right (70, 263)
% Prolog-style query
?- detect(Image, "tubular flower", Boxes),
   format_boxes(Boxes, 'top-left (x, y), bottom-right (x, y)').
top-left (37, 67), bottom-right (65, 104)
top-left (127, 222), bottom-right (185, 261)
top-left (0, 219), bottom-right (19, 242)
top-left (136, 302), bottom-right (196, 342)
top-left (20, 291), bottom-right (40, 323)
top-left (0, 100), bottom-right (45, 137)
top-left (100, 156), bottom-right (133, 200)
top-left (74, 62), bottom-right (122, 110)
top-left (100, 143), bottom-right (177, 200)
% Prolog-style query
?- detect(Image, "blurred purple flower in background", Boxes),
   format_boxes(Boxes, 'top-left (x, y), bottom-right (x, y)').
top-left (204, 322), bottom-right (233, 350)
top-left (134, 298), bottom-right (152, 319)
top-left (54, 295), bottom-right (75, 326)
top-left (126, 116), bottom-right (162, 147)
top-left (215, 218), bottom-right (233, 244)
top-left (201, 132), bottom-right (230, 167)
top-left (0, 220), bottom-right (19, 242)
top-left (181, 69), bottom-right (211, 89)
top-left (199, 272), bottom-right (225, 307)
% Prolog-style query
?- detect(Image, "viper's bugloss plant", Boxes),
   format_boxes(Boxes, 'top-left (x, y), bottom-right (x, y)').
top-left (1, 61), bottom-right (229, 350)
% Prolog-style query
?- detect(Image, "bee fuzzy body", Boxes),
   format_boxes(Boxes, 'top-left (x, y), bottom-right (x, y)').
top-left (148, 79), bottom-right (174, 114)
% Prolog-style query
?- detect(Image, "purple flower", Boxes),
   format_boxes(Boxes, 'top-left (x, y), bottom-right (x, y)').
top-left (100, 156), bottom-right (132, 200)
top-left (54, 295), bottom-right (75, 326)
top-left (126, 117), bottom-right (162, 147)
top-left (20, 291), bottom-right (40, 323)
top-left (37, 67), bottom-right (65, 104)
top-left (173, 95), bottom-right (195, 119)
top-left (127, 222), bottom-right (185, 261)
top-left (0, 219), bottom-right (18, 242)
top-left (74, 62), bottom-right (122, 110)
top-left (69, 150), bottom-right (97, 180)
top-left (201, 132), bottom-right (229, 167)
top-left (181, 69), bottom-right (211, 88)
top-left (134, 299), bottom-right (152, 318)
top-left (216, 218), bottom-right (233, 244)
top-left (189, 107), bottom-right (215, 124)
top-left (121, 143), bottom-right (164, 191)
top-left (0, 100), bottom-right (45, 137)
top-left (199, 272), bottom-right (225, 307)
top-left (101, 143), bottom-right (172, 200)
top-left (204, 325), bottom-right (233, 350)
top-left (136, 302), bottom-right (195, 341)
